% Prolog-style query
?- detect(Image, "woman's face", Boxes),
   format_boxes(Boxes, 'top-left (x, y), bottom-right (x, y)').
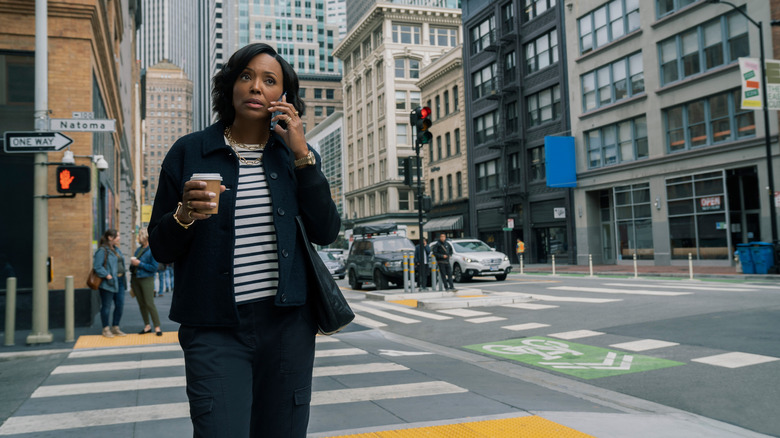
top-left (109, 234), bottom-right (120, 247)
top-left (231, 53), bottom-right (285, 125)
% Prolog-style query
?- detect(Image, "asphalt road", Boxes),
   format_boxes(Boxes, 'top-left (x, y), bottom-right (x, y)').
top-left (338, 274), bottom-right (780, 437)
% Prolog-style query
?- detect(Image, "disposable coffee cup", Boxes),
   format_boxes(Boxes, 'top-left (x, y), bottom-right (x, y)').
top-left (190, 173), bottom-right (222, 214)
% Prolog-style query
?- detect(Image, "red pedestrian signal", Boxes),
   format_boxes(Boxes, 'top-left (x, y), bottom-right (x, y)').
top-left (56, 165), bottom-right (91, 194)
top-left (410, 106), bottom-right (433, 145)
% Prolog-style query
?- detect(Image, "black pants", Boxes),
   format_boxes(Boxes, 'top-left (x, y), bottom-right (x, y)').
top-left (438, 260), bottom-right (455, 289)
top-left (178, 298), bottom-right (317, 438)
top-left (416, 263), bottom-right (428, 289)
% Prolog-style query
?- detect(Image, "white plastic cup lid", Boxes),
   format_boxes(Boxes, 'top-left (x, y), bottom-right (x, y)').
top-left (190, 173), bottom-right (222, 181)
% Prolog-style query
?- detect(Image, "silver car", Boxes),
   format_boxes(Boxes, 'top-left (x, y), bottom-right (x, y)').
top-left (432, 238), bottom-right (511, 282)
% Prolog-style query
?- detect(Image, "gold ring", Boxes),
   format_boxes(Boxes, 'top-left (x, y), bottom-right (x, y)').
top-left (294, 110), bottom-right (299, 116)
top-left (286, 116), bottom-right (292, 124)
top-left (186, 200), bottom-right (193, 209)
top-left (186, 209), bottom-right (193, 220)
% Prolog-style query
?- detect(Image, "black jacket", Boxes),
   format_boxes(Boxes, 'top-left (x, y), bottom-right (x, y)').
top-left (432, 240), bottom-right (453, 261)
top-left (148, 121), bottom-right (340, 327)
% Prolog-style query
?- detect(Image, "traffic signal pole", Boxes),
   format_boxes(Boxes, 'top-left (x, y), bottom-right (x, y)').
top-left (28, 0), bottom-right (53, 344)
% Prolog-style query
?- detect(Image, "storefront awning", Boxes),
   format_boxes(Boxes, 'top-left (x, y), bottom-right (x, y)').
top-left (423, 215), bottom-right (463, 232)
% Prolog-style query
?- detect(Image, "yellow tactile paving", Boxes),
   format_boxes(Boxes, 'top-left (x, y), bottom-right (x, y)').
top-left (73, 332), bottom-right (179, 349)
top-left (327, 416), bottom-right (595, 438)
top-left (389, 299), bottom-right (418, 307)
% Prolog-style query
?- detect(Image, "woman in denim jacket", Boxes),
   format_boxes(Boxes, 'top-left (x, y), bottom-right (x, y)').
top-left (93, 229), bottom-right (127, 338)
top-left (130, 229), bottom-right (162, 336)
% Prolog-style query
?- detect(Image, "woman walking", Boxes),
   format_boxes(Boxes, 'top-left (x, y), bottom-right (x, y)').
top-left (92, 229), bottom-right (127, 338)
top-left (148, 43), bottom-right (340, 437)
top-left (130, 229), bottom-right (163, 336)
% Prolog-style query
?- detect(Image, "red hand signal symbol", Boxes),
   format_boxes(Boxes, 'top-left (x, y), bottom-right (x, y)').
top-left (59, 169), bottom-right (75, 190)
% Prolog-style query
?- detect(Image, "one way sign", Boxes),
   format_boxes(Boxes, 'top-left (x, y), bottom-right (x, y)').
top-left (3, 131), bottom-right (73, 153)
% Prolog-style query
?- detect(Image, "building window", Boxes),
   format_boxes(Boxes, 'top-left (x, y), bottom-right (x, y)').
top-left (454, 128), bottom-right (461, 154)
top-left (456, 171), bottom-right (463, 197)
top-left (477, 159), bottom-right (499, 191)
top-left (363, 37), bottom-right (372, 56)
top-left (437, 136), bottom-right (442, 160)
top-left (529, 146), bottom-right (545, 181)
top-left (396, 90), bottom-right (407, 110)
top-left (665, 89), bottom-right (755, 152)
top-left (666, 171), bottom-right (728, 260)
top-left (445, 132), bottom-right (452, 157)
top-left (614, 183), bottom-right (653, 260)
top-left (586, 116), bottom-right (648, 168)
top-left (657, 0), bottom-right (698, 19)
top-left (582, 52), bottom-right (643, 112)
top-left (394, 58), bottom-right (420, 79)
top-left (527, 85), bottom-right (560, 127)
top-left (447, 174), bottom-right (453, 200)
top-left (474, 111), bottom-right (499, 144)
top-left (431, 27), bottom-right (457, 46)
top-left (396, 124), bottom-right (408, 145)
top-left (430, 179), bottom-right (436, 203)
top-left (525, 30), bottom-right (558, 74)
top-left (392, 24), bottom-right (421, 44)
top-left (658, 11), bottom-right (748, 85)
top-left (505, 51), bottom-right (517, 83)
top-left (435, 95), bottom-right (441, 119)
top-left (314, 88), bottom-right (322, 99)
top-left (503, 1), bottom-right (515, 34)
top-left (523, 0), bottom-right (556, 22)
top-left (444, 90), bottom-right (450, 115)
top-left (452, 85), bottom-right (459, 112)
top-left (471, 16), bottom-right (496, 54)
top-left (399, 190), bottom-right (410, 210)
top-left (376, 60), bottom-right (383, 84)
top-left (473, 63), bottom-right (497, 99)
top-left (508, 153), bottom-right (521, 185)
top-left (579, 0), bottom-right (640, 54)
top-left (506, 101), bottom-right (519, 134)
top-left (411, 91), bottom-right (421, 109)
top-left (429, 142), bottom-right (434, 163)
top-left (438, 176), bottom-right (444, 202)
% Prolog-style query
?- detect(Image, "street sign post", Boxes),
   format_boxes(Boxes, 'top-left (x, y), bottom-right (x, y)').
top-left (49, 118), bottom-right (115, 132)
top-left (3, 131), bottom-right (73, 153)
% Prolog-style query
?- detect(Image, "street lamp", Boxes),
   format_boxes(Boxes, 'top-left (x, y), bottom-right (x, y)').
top-left (709, 0), bottom-right (778, 246)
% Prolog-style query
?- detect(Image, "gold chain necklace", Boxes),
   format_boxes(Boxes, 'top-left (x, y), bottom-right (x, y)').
top-left (225, 126), bottom-right (266, 165)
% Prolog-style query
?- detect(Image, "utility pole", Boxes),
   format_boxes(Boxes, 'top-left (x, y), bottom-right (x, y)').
top-left (28, 0), bottom-right (53, 344)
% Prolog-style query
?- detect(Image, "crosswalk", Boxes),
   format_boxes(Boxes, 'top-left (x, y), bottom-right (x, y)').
top-left (0, 337), bottom-right (468, 436)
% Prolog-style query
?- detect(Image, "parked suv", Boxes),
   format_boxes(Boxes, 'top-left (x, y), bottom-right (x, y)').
top-left (346, 233), bottom-right (415, 290)
top-left (431, 238), bottom-right (511, 282)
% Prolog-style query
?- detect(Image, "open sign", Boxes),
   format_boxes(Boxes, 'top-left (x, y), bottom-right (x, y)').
top-left (700, 196), bottom-right (721, 211)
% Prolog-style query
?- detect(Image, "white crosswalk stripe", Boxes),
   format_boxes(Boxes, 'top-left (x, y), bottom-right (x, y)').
top-left (604, 283), bottom-right (757, 292)
top-left (548, 286), bottom-right (692, 296)
top-left (364, 301), bottom-right (453, 320)
top-left (0, 337), bottom-right (469, 436)
top-left (349, 302), bottom-right (421, 324)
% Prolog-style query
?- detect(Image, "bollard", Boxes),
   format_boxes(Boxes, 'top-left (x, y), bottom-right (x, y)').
top-left (403, 254), bottom-right (409, 293)
top-left (589, 254), bottom-right (594, 277)
top-left (520, 254), bottom-right (524, 275)
top-left (65, 276), bottom-right (74, 343)
top-left (4, 277), bottom-right (16, 346)
top-left (431, 258), bottom-right (439, 291)
top-left (409, 254), bottom-right (416, 294)
top-left (552, 255), bottom-right (556, 276)
top-left (688, 253), bottom-right (693, 280)
top-left (633, 253), bottom-right (638, 278)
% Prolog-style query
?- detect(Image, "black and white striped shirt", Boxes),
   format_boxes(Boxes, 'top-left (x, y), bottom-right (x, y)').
top-left (229, 138), bottom-right (280, 304)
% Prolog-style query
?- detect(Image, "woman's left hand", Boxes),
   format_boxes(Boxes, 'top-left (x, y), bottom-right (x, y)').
top-left (269, 94), bottom-right (308, 159)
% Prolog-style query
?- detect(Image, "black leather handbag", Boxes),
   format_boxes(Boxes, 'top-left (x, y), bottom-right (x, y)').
top-left (296, 216), bottom-right (354, 335)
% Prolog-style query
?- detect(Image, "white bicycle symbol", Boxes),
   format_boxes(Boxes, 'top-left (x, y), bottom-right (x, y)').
top-left (483, 339), bottom-right (583, 361)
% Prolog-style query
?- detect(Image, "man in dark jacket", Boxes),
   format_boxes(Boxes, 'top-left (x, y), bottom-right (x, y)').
top-left (432, 233), bottom-right (455, 290)
top-left (414, 237), bottom-right (431, 290)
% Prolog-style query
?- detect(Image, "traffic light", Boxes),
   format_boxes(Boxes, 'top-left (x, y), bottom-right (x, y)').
top-left (56, 165), bottom-right (91, 194)
top-left (410, 106), bottom-right (433, 146)
top-left (422, 196), bottom-right (432, 212)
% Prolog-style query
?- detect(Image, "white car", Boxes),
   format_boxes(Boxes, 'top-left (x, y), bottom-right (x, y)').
top-left (432, 238), bottom-right (511, 282)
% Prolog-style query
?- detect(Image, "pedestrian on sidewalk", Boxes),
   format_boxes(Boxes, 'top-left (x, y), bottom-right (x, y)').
top-left (415, 237), bottom-right (431, 290)
top-left (92, 229), bottom-right (127, 338)
top-left (148, 43), bottom-right (340, 438)
top-left (130, 229), bottom-right (163, 336)
top-left (432, 233), bottom-right (456, 290)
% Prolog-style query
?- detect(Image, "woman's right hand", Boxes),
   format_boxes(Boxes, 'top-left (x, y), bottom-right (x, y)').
top-left (106, 274), bottom-right (113, 280)
top-left (178, 181), bottom-right (227, 223)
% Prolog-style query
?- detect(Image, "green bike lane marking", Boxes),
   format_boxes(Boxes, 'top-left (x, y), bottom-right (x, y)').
top-left (465, 336), bottom-right (684, 380)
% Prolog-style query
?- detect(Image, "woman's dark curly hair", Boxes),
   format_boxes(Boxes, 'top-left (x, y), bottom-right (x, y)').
top-left (212, 43), bottom-right (305, 125)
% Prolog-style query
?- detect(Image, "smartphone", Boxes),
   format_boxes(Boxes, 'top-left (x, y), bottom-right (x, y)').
top-left (270, 91), bottom-right (287, 130)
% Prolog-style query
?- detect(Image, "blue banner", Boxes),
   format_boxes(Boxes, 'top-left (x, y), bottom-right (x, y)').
top-left (545, 136), bottom-right (576, 188)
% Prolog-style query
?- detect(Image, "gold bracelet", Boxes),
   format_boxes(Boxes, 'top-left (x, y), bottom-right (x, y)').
top-left (173, 202), bottom-right (195, 229)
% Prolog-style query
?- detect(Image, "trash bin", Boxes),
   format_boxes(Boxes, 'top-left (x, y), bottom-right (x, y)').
top-left (749, 242), bottom-right (776, 275)
top-left (736, 244), bottom-right (754, 274)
